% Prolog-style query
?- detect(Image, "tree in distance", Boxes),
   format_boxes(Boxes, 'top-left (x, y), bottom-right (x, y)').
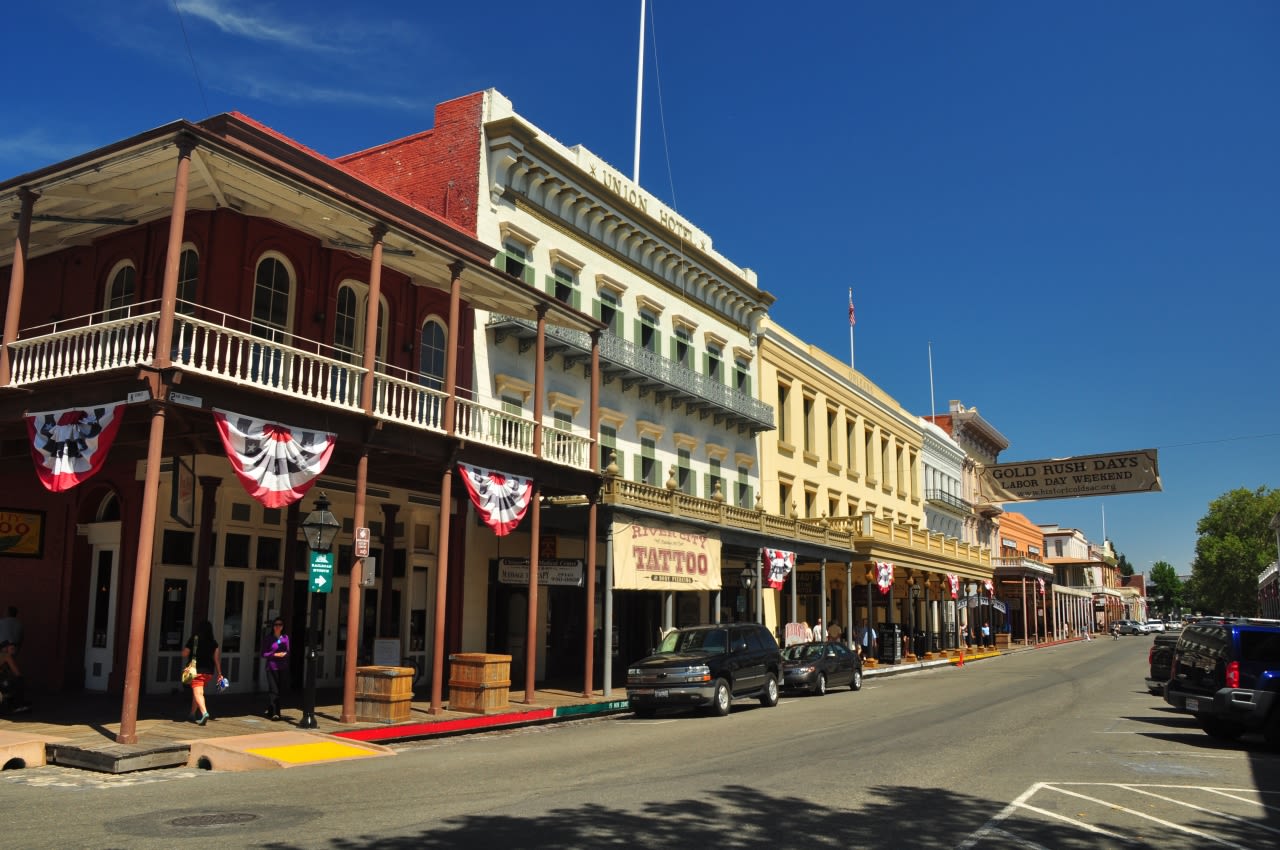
top-left (1188, 486), bottom-right (1280, 617)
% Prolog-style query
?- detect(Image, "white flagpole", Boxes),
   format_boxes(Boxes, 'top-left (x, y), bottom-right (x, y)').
top-left (928, 341), bottom-right (936, 421)
top-left (633, 0), bottom-right (646, 183)
top-left (848, 287), bottom-right (855, 370)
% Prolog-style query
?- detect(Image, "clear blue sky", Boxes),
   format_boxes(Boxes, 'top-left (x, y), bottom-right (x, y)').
top-left (4, 2), bottom-right (1277, 576)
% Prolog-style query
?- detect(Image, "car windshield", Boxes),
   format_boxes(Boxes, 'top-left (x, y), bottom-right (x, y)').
top-left (782, 644), bottom-right (823, 661)
top-left (659, 628), bottom-right (727, 654)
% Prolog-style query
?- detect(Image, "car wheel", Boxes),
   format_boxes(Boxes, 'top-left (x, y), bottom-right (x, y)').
top-left (709, 679), bottom-right (732, 716)
top-left (760, 673), bottom-right (780, 708)
top-left (815, 674), bottom-right (826, 696)
top-left (850, 668), bottom-right (863, 692)
top-left (1198, 717), bottom-right (1244, 741)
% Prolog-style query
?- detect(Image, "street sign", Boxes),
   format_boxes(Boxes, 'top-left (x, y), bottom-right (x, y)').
top-left (355, 526), bottom-right (370, 557)
top-left (359, 556), bottom-right (376, 587)
top-left (308, 550), bottom-right (335, 593)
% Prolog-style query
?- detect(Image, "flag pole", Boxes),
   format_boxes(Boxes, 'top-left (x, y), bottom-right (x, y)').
top-left (633, 0), bottom-right (646, 183)
top-left (848, 287), bottom-right (855, 371)
top-left (928, 341), bottom-right (936, 421)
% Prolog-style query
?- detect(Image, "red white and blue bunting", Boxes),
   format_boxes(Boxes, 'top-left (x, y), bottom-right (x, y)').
top-left (1037, 577), bottom-right (1046, 595)
top-left (763, 549), bottom-right (796, 590)
top-left (459, 463), bottom-right (534, 537)
top-left (876, 561), bottom-right (894, 595)
top-left (25, 401), bottom-right (126, 492)
top-left (211, 409), bottom-right (336, 508)
top-left (983, 579), bottom-right (994, 594)
top-left (947, 573), bottom-right (959, 600)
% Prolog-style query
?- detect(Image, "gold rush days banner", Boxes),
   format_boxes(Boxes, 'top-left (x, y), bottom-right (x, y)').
top-left (611, 519), bottom-right (722, 591)
top-left (980, 448), bottom-right (1162, 503)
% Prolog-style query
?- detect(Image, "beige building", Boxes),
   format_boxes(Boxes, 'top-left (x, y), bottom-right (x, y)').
top-left (755, 319), bottom-right (991, 659)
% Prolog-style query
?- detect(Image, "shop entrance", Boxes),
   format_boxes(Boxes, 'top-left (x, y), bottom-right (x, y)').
top-left (82, 525), bottom-right (121, 692)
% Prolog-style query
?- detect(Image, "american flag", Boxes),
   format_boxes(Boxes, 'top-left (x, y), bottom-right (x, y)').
top-left (848, 290), bottom-right (856, 327)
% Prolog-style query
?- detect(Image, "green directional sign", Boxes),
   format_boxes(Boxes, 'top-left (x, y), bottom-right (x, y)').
top-left (308, 550), bottom-right (335, 593)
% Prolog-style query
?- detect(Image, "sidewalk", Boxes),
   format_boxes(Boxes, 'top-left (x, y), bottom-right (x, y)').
top-left (0, 637), bottom-right (1079, 773)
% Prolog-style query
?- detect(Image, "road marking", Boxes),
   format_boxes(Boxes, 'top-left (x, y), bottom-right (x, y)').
top-left (1121, 785), bottom-right (1280, 836)
top-left (1041, 784), bottom-right (1250, 847)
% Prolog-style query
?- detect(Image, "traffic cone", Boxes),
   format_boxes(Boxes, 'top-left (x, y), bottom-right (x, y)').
top-left (956, 648), bottom-right (965, 668)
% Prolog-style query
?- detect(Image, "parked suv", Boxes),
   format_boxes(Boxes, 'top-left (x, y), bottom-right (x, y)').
top-left (1146, 631), bottom-right (1180, 694)
top-left (626, 623), bottom-right (782, 717)
top-left (1114, 619), bottom-right (1149, 635)
top-left (1164, 620), bottom-right (1280, 745)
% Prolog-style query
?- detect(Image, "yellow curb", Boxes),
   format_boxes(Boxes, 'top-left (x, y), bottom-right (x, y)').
top-left (246, 740), bottom-right (382, 765)
top-left (187, 731), bottom-right (394, 771)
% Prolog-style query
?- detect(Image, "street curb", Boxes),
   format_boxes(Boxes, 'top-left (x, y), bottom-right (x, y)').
top-left (333, 698), bottom-right (632, 745)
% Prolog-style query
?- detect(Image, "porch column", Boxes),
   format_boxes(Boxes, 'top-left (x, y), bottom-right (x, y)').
top-left (428, 262), bottom-right (464, 714)
top-left (1, 187), bottom-right (37, 387)
top-left (582, 330), bottom-right (601, 697)
top-left (1021, 577), bottom-right (1029, 644)
top-left (341, 224), bottom-right (386, 724)
top-left (523, 304), bottom-right (548, 703)
top-left (191, 476), bottom-right (222, 623)
top-left (118, 137), bottom-right (194, 744)
top-left (845, 562), bottom-right (854, 648)
top-left (819, 558), bottom-right (828, 635)
top-left (379, 502), bottom-right (399, 637)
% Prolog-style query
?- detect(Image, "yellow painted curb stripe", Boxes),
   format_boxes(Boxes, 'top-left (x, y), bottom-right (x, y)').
top-left (245, 741), bottom-right (381, 764)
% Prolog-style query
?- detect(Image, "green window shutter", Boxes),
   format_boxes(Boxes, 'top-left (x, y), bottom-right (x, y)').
top-left (571, 289), bottom-right (581, 311)
top-left (493, 253), bottom-right (505, 270)
top-left (544, 274), bottom-right (556, 296)
top-left (522, 264), bottom-right (534, 285)
top-left (654, 330), bottom-right (662, 354)
top-left (747, 485), bottom-right (754, 508)
top-left (634, 455), bottom-right (643, 483)
top-left (703, 473), bottom-right (711, 499)
top-left (702, 352), bottom-right (709, 374)
top-left (612, 449), bottom-right (625, 474)
top-left (743, 375), bottom-right (752, 395)
top-left (670, 337), bottom-right (679, 360)
top-left (592, 298), bottom-right (602, 320)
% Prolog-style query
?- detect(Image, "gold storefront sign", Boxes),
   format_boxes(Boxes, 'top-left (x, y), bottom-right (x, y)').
top-left (611, 519), bottom-right (721, 591)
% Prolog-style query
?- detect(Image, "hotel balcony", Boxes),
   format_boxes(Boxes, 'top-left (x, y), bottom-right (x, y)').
top-left (8, 301), bottom-right (594, 471)
top-left (487, 315), bottom-right (774, 434)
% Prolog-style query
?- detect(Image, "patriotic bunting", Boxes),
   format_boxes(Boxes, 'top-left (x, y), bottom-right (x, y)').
top-left (211, 409), bottom-right (336, 508)
top-left (1037, 577), bottom-right (1046, 595)
top-left (459, 463), bottom-right (534, 537)
top-left (876, 561), bottom-right (894, 595)
top-left (26, 402), bottom-right (126, 492)
top-left (947, 573), bottom-right (959, 600)
top-left (763, 549), bottom-right (796, 590)
top-left (983, 579), bottom-right (994, 594)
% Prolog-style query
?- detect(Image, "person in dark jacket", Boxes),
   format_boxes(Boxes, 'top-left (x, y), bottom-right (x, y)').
top-left (182, 620), bottom-right (222, 725)
top-left (260, 617), bottom-right (290, 721)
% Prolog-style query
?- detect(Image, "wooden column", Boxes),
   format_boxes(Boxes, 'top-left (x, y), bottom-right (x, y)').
top-left (1, 188), bottom-right (37, 386)
top-left (523, 304), bottom-right (548, 703)
top-left (582, 330), bottom-right (601, 697)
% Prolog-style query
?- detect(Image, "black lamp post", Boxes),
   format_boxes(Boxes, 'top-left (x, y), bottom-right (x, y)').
top-left (299, 492), bottom-right (341, 729)
top-left (739, 564), bottom-right (755, 623)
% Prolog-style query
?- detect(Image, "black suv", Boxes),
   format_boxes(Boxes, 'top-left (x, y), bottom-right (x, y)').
top-left (1164, 620), bottom-right (1280, 745)
top-left (626, 623), bottom-right (782, 717)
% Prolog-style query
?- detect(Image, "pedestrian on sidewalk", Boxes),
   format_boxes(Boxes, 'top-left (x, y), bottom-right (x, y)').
top-left (0, 639), bottom-right (29, 714)
top-left (182, 620), bottom-right (222, 725)
top-left (0, 606), bottom-right (22, 653)
top-left (260, 617), bottom-right (290, 721)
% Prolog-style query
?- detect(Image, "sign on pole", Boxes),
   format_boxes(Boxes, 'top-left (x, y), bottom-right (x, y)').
top-left (355, 526), bottom-right (370, 558)
top-left (308, 550), bottom-right (335, 593)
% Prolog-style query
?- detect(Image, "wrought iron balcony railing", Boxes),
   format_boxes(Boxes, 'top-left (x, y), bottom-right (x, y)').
top-left (925, 488), bottom-right (972, 513)
top-left (487, 314), bottom-right (774, 432)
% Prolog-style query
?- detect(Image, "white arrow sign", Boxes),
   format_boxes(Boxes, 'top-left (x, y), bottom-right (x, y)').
top-left (314, 575), bottom-right (327, 588)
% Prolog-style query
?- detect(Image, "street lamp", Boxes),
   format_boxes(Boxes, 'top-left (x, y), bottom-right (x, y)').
top-left (299, 492), bottom-right (341, 729)
top-left (739, 564), bottom-right (755, 623)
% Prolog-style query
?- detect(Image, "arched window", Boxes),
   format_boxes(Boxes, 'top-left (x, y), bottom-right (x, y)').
top-left (252, 254), bottom-right (294, 343)
top-left (332, 281), bottom-right (387, 367)
top-left (176, 247), bottom-right (199, 316)
top-left (419, 318), bottom-right (447, 390)
top-left (104, 262), bottom-right (136, 321)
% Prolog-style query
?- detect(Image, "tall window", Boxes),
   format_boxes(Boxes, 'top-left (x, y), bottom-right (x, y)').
top-left (737, 466), bottom-right (752, 509)
top-left (104, 262), bottom-right (136, 320)
top-left (639, 438), bottom-right (658, 486)
top-left (677, 448), bottom-right (692, 495)
top-left (596, 289), bottom-right (621, 335)
top-left (706, 345), bottom-right (723, 382)
top-left (600, 424), bottom-right (619, 472)
top-left (777, 382), bottom-right (791, 444)
top-left (827, 407), bottom-right (839, 463)
top-left (707, 458), bottom-right (723, 501)
top-left (734, 359), bottom-right (751, 394)
top-left (802, 395), bottom-right (815, 454)
top-left (502, 241), bottom-right (532, 283)
top-left (638, 311), bottom-right (659, 353)
top-left (673, 328), bottom-right (693, 368)
top-left (176, 248), bottom-right (199, 315)
top-left (335, 285), bottom-right (360, 363)
top-left (550, 266), bottom-right (578, 308)
top-left (252, 255), bottom-right (293, 342)
top-left (419, 318), bottom-right (447, 390)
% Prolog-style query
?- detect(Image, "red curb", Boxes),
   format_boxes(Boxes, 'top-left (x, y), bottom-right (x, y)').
top-left (334, 707), bottom-right (555, 743)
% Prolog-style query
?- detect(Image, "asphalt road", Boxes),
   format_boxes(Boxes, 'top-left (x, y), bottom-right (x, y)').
top-left (4, 637), bottom-right (1279, 849)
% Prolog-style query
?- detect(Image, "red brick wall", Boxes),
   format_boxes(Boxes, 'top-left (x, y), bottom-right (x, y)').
top-left (339, 91), bottom-right (485, 236)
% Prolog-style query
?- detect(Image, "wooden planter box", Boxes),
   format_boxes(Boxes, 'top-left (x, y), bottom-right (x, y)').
top-left (448, 653), bottom-right (512, 714)
top-left (355, 666), bottom-right (415, 724)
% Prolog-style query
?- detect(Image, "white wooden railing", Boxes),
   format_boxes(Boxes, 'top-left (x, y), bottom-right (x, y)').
top-left (8, 304), bottom-right (594, 470)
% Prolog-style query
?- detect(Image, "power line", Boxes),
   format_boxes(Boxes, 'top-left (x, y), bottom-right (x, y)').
top-left (171, 0), bottom-right (211, 117)
top-left (1158, 432), bottom-right (1280, 450)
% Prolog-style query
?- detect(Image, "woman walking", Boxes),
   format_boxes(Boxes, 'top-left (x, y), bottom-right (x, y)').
top-left (182, 620), bottom-right (222, 725)
top-left (260, 617), bottom-right (290, 721)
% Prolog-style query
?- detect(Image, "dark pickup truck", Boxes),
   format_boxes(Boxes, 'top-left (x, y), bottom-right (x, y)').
top-left (1164, 620), bottom-right (1280, 745)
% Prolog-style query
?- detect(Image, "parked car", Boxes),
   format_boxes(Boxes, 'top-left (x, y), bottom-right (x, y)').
top-left (627, 623), bottom-right (782, 717)
top-left (1164, 619), bottom-right (1280, 745)
top-left (1114, 619), bottom-right (1150, 635)
top-left (1146, 631), bottom-right (1180, 694)
top-left (781, 641), bottom-right (863, 695)
top-left (1145, 620), bottom-right (1166, 633)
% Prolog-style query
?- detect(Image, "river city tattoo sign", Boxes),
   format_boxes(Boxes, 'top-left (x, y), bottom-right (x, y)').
top-left (980, 449), bottom-right (1161, 503)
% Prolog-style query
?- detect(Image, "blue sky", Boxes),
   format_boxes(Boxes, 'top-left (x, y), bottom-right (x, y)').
top-left (4, 2), bottom-right (1277, 576)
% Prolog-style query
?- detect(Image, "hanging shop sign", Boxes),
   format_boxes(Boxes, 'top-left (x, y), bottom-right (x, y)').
top-left (980, 448), bottom-right (1161, 503)
top-left (611, 519), bottom-right (721, 591)
top-left (964, 596), bottom-right (1008, 614)
top-left (498, 558), bottom-right (584, 587)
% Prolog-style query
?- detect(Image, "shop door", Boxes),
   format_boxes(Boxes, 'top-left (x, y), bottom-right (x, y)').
top-left (212, 575), bottom-right (281, 692)
top-left (82, 530), bottom-right (121, 691)
top-left (148, 566), bottom-right (192, 694)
